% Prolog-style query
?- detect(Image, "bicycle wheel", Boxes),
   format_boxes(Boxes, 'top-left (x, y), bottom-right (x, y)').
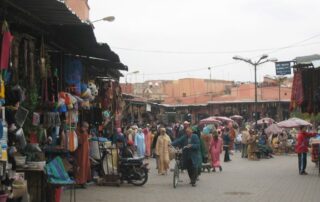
top-left (173, 162), bottom-right (179, 188)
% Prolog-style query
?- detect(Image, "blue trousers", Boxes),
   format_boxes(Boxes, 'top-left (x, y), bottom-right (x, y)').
top-left (298, 153), bottom-right (307, 173)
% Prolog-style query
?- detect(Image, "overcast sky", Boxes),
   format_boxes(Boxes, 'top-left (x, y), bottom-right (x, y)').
top-left (89, 0), bottom-right (320, 83)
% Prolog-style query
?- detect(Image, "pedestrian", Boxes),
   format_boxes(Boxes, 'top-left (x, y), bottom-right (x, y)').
top-left (155, 128), bottom-right (171, 175)
top-left (209, 131), bottom-right (223, 172)
top-left (241, 128), bottom-right (249, 158)
top-left (192, 125), bottom-right (206, 178)
top-left (177, 121), bottom-right (190, 139)
top-left (228, 122), bottom-right (236, 153)
top-left (222, 128), bottom-right (231, 162)
top-left (116, 128), bottom-right (126, 156)
top-left (126, 128), bottom-right (134, 143)
top-left (201, 125), bottom-right (213, 163)
top-left (75, 122), bottom-right (91, 187)
top-left (278, 132), bottom-right (288, 154)
top-left (143, 126), bottom-right (151, 157)
top-left (171, 127), bottom-right (200, 187)
top-left (247, 129), bottom-right (258, 160)
top-left (235, 132), bottom-right (242, 152)
top-left (295, 126), bottom-right (317, 175)
top-left (135, 128), bottom-right (146, 157)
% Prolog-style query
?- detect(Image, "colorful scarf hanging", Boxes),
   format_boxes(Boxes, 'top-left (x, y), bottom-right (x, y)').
top-left (0, 21), bottom-right (14, 70)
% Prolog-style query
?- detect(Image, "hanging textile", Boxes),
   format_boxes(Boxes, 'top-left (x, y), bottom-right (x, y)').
top-left (0, 21), bottom-right (14, 70)
top-left (290, 70), bottom-right (304, 111)
top-left (64, 57), bottom-right (83, 95)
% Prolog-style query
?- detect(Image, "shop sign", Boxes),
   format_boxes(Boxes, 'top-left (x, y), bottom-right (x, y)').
top-left (275, 61), bottom-right (291, 75)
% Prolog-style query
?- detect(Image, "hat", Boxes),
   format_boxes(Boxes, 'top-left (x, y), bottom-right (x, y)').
top-left (183, 121), bottom-right (190, 125)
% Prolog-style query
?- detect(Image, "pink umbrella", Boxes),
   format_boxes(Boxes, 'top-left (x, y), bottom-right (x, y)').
top-left (256, 117), bottom-right (275, 125)
top-left (265, 123), bottom-right (283, 135)
top-left (215, 116), bottom-right (234, 123)
top-left (277, 117), bottom-right (312, 128)
top-left (230, 115), bottom-right (243, 120)
top-left (199, 117), bottom-right (222, 125)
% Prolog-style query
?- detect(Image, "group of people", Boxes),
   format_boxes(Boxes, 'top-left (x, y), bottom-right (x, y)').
top-left (152, 120), bottom-right (240, 187)
top-left (73, 119), bottom-right (320, 190)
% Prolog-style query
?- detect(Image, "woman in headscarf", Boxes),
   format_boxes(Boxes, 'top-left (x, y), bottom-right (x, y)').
top-left (126, 128), bottom-right (134, 143)
top-left (143, 126), bottom-right (151, 157)
top-left (201, 125), bottom-right (213, 163)
top-left (135, 128), bottom-right (146, 157)
top-left (209, 130), bottom-right (223, 172)
top-left (75, 122), bottom-right (91, 187)
top-left (155, 128), bottom-right (171, 175)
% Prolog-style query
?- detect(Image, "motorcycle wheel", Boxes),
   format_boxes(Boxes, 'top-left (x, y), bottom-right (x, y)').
top-left (130, 167), bottom-right (148, 186)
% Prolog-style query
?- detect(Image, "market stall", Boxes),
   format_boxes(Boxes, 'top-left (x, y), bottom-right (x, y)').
top-left (0, 1), bottom-right (127, 200)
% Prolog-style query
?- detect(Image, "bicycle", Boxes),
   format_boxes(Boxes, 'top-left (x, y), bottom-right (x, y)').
top-left (172, 146), bottom-right (188, 188)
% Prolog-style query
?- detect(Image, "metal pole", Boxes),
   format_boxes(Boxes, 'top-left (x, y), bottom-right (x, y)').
top-left (254, 64), bottom-right (258, 127)
top-left (210, 67), bottom-right (212, 101)
top-left (278, 78), bottom-right (281, 121)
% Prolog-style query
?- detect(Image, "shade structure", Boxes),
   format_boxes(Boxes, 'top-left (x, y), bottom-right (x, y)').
top-left (265, 124), bottom-right (283, 135)
top-left (256, 117), bottom-right (275, 125)
top-left (214, 116), bottom-right (234, 123)
top-left (277, 118), bottom-right (312, 128)
top-left (230, 115), bottom-right (243, 120)
top-left (199, 117), bottom-right (222, 125)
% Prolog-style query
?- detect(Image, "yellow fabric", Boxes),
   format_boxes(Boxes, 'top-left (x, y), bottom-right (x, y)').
top-left (0, 78), bottom-right (5, 99)
top-left (155, 134), bottom-right (171, 174)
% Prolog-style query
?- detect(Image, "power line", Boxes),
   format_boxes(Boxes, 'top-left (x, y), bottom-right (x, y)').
top-left (112, 33), bottom-right (320, 55)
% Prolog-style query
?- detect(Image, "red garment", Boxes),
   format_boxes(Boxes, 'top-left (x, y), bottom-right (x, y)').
top-left (290, 71), bottom-right (304, 111)
top-left (0, 31), bottom-right (13, 69)
top-left (295, 131), bottom-right (316, 153)
top-left (143, 128), bottom-right (151, 157)
top-left (229, 128), bottom-right (236, 150)
top-left (75, 130), bottom-right (91, 184)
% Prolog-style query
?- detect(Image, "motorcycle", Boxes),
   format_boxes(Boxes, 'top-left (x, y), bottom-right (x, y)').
top-left (118, 156), bottom-right (149, 186)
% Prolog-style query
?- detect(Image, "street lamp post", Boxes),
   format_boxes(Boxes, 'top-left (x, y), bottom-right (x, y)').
top-left (232, 54), bottom-right (277, 127)
top-left (208, 67), bottom-right (213, 100)
top-left (91, 16), bottom-right (115, 23)
top-left (277, 76), bottom-right (287, 121)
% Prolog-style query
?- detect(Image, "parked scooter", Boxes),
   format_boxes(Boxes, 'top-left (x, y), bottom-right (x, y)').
top-left (118, 156), bottom-right (149, 186)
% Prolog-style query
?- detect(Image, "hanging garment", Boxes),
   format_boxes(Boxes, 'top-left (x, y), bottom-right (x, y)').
top-left (1, 31), bottom-right (13, 69)
top-left (64, 58), bottom-right (83, 95)
top-left (67, 129), bottom-right (78, 152)
top-left (290, 70), bottom-right (304, 111)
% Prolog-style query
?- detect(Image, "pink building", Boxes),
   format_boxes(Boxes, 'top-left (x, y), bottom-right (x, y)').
top-left (65, 0), bottom-right (90, 21)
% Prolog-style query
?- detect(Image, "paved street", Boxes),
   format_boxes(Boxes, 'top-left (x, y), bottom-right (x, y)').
top-left (63, 153), bottom-right (320, 202)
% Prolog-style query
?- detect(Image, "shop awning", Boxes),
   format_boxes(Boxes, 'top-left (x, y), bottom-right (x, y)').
top-left (9, 0), bottom-right (85, 25)
top-left (4, 0), bottom-right (125, 64)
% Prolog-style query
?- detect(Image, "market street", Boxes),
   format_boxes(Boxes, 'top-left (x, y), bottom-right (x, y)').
top-left (62, 153), bottom-right (320, 202)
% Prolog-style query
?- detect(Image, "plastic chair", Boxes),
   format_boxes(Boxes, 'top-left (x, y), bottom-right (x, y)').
top-left (45, 156), bottom-right (76, 202)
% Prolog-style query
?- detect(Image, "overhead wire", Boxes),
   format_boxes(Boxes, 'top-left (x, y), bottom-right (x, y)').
top-left (120, 33), bottom-right (320, 78)
top-left (112, 33), bottom-right (320, 55)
